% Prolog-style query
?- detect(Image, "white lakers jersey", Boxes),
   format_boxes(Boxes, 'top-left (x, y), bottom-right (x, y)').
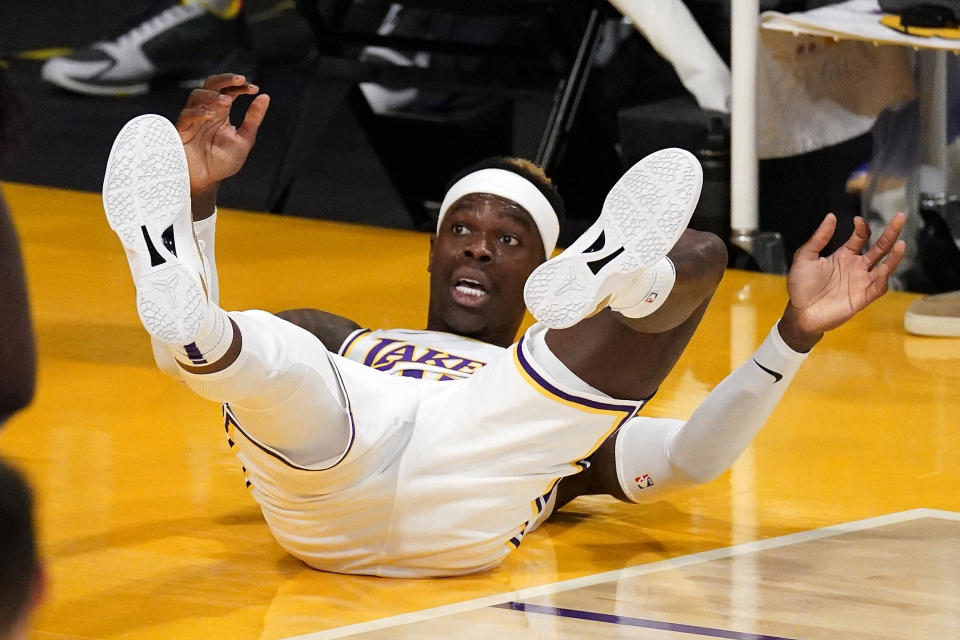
top-left (339, 328), bottom-right (505, 380)
top-left (221, 316), bottom-right (646, 577)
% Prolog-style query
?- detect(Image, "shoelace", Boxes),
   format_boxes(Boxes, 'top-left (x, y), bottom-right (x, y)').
top-left (112, 3), bottom-right (205, 47)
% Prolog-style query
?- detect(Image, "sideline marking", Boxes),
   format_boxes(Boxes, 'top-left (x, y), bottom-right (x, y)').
top-left (493, 601), bottom-right (798, 639)
top-left (284, 509), bottom-right (960, 639)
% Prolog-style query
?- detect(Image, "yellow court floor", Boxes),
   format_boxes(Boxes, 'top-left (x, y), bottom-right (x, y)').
top-left (2, 182), bottom-right (959, 640)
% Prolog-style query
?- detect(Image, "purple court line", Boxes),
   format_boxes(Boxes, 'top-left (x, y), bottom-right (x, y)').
top-left (493, 602), bottom-right (797, 640)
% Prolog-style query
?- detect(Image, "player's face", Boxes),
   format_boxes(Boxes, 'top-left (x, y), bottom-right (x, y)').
top-left (427, 193), bottom-right (546, 347)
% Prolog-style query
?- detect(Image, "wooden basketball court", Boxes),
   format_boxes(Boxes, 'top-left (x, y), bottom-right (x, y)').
top-left (2, 182), bottom-right (958, 640)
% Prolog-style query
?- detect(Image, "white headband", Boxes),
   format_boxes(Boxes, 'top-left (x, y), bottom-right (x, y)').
top-left (437, 168), bottom-right (559, 258)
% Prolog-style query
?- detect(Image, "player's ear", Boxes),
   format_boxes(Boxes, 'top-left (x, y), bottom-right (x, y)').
top-left (427, 234), bottom-right (436, 273)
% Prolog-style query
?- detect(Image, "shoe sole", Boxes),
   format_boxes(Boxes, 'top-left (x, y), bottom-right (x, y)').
top-left (523, 148), bottom-right (702, 329)
top-left (904, 310), bottom-right (960, 337)
top-left (103, 114), bottom-right (206, 345)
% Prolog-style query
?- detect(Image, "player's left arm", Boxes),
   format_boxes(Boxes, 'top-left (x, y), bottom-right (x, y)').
top-left (553, 436), bottom-right (625, 509)
top-left (776, 211), bottom-right (906, 352)
top-left (552, 212), bottom-right (907, 508)
top-left (275, 308), bottom-right (362, 353)
top-left (555, 324), bottom-right (809, 508)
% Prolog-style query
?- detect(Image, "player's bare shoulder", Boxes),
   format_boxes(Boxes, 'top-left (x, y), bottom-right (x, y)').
top-left (275, 308), bottom-right (361, 352)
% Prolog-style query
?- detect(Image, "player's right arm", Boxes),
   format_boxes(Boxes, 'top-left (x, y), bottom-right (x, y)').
top-left (174, 75), bottom-right (362, 353)
top-left (552, 212), bottom-right (907, 511)
top-left (275, 308), bottom-right (362, 353)
top-left (175, 73), bottom-right (269, 221)
top-left (553, 322), bottom-right (808, 511)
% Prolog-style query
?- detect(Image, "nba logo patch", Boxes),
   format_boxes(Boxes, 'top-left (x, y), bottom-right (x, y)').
top-left (634, 473), bottom-right (654, 489)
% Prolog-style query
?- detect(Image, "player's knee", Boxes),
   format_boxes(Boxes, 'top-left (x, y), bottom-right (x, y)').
top-left (694, 230), bottom-right (728, 282)
top-left (673, 230), bottom-right (727, 286)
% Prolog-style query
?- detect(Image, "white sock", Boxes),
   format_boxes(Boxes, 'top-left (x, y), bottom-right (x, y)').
top-left (609, 257), bottom-right (676, 318)
top-left (193, 211), bottom-right (220, 305)
top-left (168, 302), bottom-right (234, 368)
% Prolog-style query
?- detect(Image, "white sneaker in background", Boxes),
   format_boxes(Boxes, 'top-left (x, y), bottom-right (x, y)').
top-left (41, 2), bottom-right (255, 97)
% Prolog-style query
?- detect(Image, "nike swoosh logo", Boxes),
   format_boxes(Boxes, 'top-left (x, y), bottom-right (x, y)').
top-left (753, 359), bottom-right (783, 383)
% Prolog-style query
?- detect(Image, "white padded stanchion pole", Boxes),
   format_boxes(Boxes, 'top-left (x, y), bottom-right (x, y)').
top-left (730, 0), bottom-right (759, 246)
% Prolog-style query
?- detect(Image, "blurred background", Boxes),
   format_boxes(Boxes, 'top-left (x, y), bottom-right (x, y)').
top-left (2, 0), bottom-right (958, 290)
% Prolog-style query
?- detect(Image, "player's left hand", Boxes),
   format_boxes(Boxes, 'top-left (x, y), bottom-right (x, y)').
top-left (779, 212), bottom-right (906, 350)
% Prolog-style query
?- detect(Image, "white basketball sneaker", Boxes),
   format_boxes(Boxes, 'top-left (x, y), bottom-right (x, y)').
top-left (103, 114), bottom-right (213, 354)
top-left (523, 148), bottom-right (702, 329)
top-left (41, 2), bottom-right (256, 97)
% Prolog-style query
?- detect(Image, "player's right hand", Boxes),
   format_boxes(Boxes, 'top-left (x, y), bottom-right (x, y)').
top-left (175, 73), bottom-right (270, 196)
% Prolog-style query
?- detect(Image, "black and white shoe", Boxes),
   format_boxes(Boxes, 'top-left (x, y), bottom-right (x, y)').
top-left (523, 148), bottom-right (702, 329)
top-left (103, 114), bottom-right (210, 345)
top-left (41, 2), bottom-right (255, 97)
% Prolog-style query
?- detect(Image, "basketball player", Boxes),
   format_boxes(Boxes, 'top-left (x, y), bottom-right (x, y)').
top-left (104, 74), bottom-right (905, 577)
top-left (0, 193), bottom-right (34, 426)
top-left (0, 460), bottom-right (43, 640)
top-left (0, 69), bottom-right (43, 639)
top-left (0, 69), bottom-right (35, 425)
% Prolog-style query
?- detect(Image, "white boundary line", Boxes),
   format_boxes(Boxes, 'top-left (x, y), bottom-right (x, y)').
top-left (284, 508), bottom-right (960, 639)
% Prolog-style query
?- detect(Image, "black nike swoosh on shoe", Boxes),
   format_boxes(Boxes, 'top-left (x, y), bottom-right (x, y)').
top-left (753, 359), bottom-right (783, 383)
top-left (141, 225), bottom-right (167, 267)
top-left (587, 246), bottom-right (625, 275)
top-left (584, 229), bottom-right (606, 254)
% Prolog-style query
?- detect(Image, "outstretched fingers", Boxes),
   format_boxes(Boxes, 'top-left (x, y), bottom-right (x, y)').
top-left (217, 83), bottom-right (260, 100)
top-left (187, 83), bottom-right (257, 109)
top-left (201, 73), bottom-right (254, 92)
top-left (176, 107), bottom-right (212, 128)
top-left (177, 88), bottom-right (231, 130)
top-left (238, 93), bottom-right (270, 145)
top-left (842, 216), bottom-right (871, 255)
top-left (177, 79), bottom-right (265, 140)
top-left (795, 213), bottom-right (837, 262)
top-left (884, 239), bottom-right (906, 274)
top-left (200, 74), bottom-right (259, 106)
top-left (863, 212), bottom-right (906, 269)
top-left (863, 239), bottom-right (906, 303)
